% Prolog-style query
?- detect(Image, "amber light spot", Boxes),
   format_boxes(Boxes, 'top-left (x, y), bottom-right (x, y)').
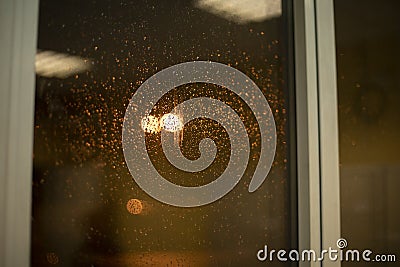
top-left (46, 252), bottom-right (59, 265)
top-left (141, 115), bottom-right (160, 133)
top-left (126, 198), bottom-right (143, 215)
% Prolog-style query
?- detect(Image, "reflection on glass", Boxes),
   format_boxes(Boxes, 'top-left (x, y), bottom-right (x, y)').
top-left (160, 113), bottom-right (183, 132)
top-left (335, 0), bottom-right (400, 266)
top-left (32, 0), bottom-right (295, 266)
top-left (35, 50), bottom-right (92, 79)
top-left (126, 199), bottom-right (143, 215)
top-left (141, 115), bottom-right (161, 134)
top-left (195, 0), bottom-right (282, 24)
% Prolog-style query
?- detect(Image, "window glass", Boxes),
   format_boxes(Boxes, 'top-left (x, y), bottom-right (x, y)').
top-left (32, 1), bottom-right (296, 266)
top-left (335, 0), bottom-right (400, 265)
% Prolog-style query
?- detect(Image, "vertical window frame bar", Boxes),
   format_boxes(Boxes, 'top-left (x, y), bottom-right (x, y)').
top-left (0, 0), bottom-right (39, 266)
top-left (315, 1), bottom-right (341, 266)
top-left (295, 0), bottom-right (341, 266)
top-left (294, 0), bottom-right (322, 266)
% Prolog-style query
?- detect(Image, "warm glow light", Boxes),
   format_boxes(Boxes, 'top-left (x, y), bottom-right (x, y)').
top-left (126, 199), bottom-right (143, 215)
top-left (160, 113), bottom-right (183, 132)
top-left (195, 0), bottom-right (281, 24)
top-left (46, 252), bottom-right (59, 265)
top-left (141, 115), bottom-right (160, 133)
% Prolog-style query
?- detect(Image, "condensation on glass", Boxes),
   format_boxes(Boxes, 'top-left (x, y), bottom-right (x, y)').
top-left (32, 1), bottom-right (296, 266)
top-left (335, 0), bottom-right (400, 266)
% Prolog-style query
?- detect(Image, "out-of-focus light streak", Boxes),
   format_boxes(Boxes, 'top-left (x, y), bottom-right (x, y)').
top-left (35, 50), bottom-right (92, 79)
top-left (195, 0), bottom-right (281, 24)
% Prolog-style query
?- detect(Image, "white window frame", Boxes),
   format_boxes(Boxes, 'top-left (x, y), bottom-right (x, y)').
top-left (0, 0), bottom-right (39, 266)
top-left (295, 1), bottom-right (341, 267)
top-left (0, 0), bottom-right (340, 266)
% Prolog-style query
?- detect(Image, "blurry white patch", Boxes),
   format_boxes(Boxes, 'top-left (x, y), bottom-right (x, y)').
top-left (35, 50), bottom-right (92, 79)
top-left (160, 113), bottom-right (183, 132)
top-left (195, 0), bottom-right (281, 24)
